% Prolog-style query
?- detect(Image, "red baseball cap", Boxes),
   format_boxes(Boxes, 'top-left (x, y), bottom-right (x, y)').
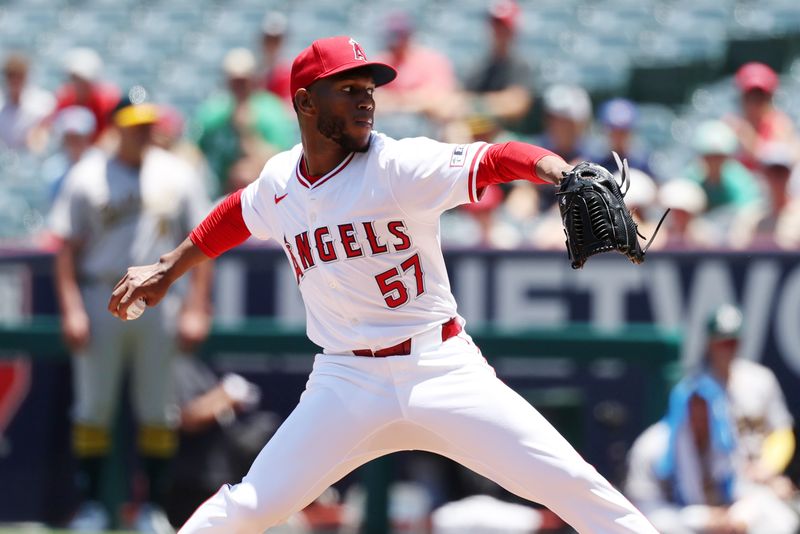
top-left (290, 36), bottom-right (397, 98)
top-left (735, 62), bottom-right (779, 94)
top-left (489, 0), bottom-right (520, 31)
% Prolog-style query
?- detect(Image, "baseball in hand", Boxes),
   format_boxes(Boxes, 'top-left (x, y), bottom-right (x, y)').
top-left (126, 298), bottom-right (147, 320)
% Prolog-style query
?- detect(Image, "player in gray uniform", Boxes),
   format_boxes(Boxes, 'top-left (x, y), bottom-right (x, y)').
top-left (50, 87), bottom-right (213, 533)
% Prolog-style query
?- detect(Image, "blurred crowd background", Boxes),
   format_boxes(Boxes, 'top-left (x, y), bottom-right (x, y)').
top-left (2, 0), bottom-right (800, 251)
top-left (3, 0), bottom-right (800, 532)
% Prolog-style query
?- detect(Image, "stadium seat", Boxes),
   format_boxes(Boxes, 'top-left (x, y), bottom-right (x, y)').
top-left (635, 104), bottom-right (678, 149)
top-left (575, 3), bottom-right (656, 35)
top-left (377, 112), bottom-right (437, 141)
top-left (686, 77), bottom-right (738, 117)
top-left (3, 0), bottom-right (800, 246)
top-left (577, 56), bottom-right (631, 92)
top-left (769, 1), bottom-right (800, 33)
top-left (775, 77), bottom-right (800, 125)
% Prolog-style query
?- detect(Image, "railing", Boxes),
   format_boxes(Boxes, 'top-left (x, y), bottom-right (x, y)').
top-left (0, 318), bottom-right (679, 533)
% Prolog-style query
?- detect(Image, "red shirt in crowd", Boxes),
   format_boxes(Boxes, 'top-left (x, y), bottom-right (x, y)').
top-left (53, 82), bottom-right (121, 141)
top-left (262, 64), bottom-right (292, 104)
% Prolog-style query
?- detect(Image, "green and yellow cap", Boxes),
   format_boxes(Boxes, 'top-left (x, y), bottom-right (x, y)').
top-left (112, 85), bottom-right (158, 128)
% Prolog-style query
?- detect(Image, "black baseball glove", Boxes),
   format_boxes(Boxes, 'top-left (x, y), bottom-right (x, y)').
top-left (556, 152), bottom-right (669, 269)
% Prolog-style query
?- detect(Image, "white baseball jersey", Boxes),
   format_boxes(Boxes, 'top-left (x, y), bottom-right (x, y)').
top-left (183, 131), bottom-right (660, 534)
top-left (726, 359), bottom-right (794, 461)
top-left (50, 147), bottom-right (210, 283)
top-left (240, 132), bottom-right (490, 353)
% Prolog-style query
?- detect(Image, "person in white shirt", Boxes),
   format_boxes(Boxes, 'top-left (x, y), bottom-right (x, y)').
top-left (625, 373), bottom-right (798, 534)
top-left (41, 105), bottom-right (101, 204)
top-left (0, 52), bottom-right (55, 151)
top-left (703, 304), bottom-right (797, 496)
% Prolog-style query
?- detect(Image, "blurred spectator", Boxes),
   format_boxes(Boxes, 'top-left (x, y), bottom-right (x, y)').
top-left (725, 62), bottom-right (798, 171)
top-left (461, 0), bottom-right (533, 124)
top-left (619, 168), bottom-right (659, 238)
top-left (374, 12), bottom-right (457, 121)
top-left (791, 160), bottom-right (800, 199)
top-left (496, 181), bottom-right (540, 246)
top-left (152, 105), bottom-right (214, 198)
top-left (527, 208), bottom-right (564, 250)
top-left (442, 181), bottom-right (536, 250)
top-left (166, 356), bottom-right (276, 526)
top-left (656, 179), bottom-right (715, 249)
top-left (625, 373), bottom-right (798, 534)
top-left (40, 106), bottom-right (100, 204)
top-left (464, 114), bottom-right (521, 144)
top-left (594, 98), bottom-right (654, 178)
top-left (459, 185), bottom-right (507, 247)
top-left (43, 48), bottom-right (120, 147)
top-left (443, 111), bottom-right (523, 147)
top-left (538, 84), bottom-right (592, 164)
top-left (441, 186), bottom-right (501, 248)
top-left (533, 84), bottom-right (592, 215)
top-left (167, 356), bottom-right (346, 533)
top-left (193, 47), bottom-right (295, 197)
top-left (444, 114), bottom-right (531, 247)
top-left (258, 11), bottom-right (292, 104)
top-left (50, 87), bottom-right (212, 533)
top-left (702, 305), bottom-right (797, 499)
top-left (731, 142), bottom-right (800, 249)
top-left (685, 120), bottom-right (761, 216)
top-left (0, 52), bottom-right (55, 151)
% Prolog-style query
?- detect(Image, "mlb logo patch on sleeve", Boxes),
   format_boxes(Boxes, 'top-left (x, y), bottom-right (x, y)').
top-left (450, 145), bottom-right (467, 167)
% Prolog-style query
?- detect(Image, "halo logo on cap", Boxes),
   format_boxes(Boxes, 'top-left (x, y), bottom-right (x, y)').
top-left (349, 38), bottom-right (367, 61)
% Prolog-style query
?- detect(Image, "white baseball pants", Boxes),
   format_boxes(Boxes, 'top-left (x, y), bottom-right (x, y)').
top-left (180, 327), bottom-right (657, 533)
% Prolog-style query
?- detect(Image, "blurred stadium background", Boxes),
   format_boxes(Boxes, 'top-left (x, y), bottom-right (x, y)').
top-left (1, 0), bottom-right (800, 532)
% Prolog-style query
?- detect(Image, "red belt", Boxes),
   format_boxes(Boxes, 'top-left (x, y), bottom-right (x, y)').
top-left (352, 317), bottom-right (461, 357)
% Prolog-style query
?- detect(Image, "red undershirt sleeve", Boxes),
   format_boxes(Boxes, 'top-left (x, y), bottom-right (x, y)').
top-left (475, 142), bottom-right (561, 192)
top-left (189, 189), bottom-right (252, 258)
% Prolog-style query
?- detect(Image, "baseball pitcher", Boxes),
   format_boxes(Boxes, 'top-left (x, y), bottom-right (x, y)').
top-left (108, 37), bottom-right (658, 533)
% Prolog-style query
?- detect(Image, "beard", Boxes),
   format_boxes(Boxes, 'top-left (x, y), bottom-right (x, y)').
top-left (317, 112), bottom-right (370, 153)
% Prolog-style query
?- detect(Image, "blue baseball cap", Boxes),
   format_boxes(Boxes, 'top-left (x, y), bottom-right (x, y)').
top-left (599, 98), bottom-right (637, 129)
